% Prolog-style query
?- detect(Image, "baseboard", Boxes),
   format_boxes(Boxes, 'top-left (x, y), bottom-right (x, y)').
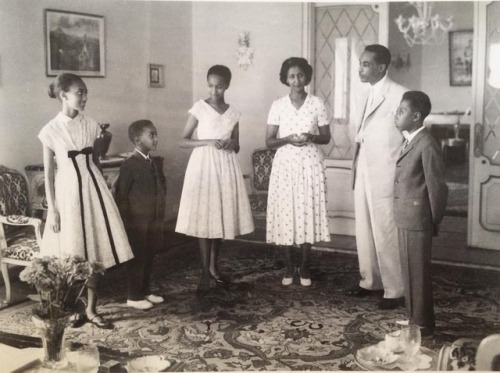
top-left (312, 245), bottom-right (500, 272)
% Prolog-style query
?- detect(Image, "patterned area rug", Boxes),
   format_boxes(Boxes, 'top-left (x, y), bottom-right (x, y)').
top-left (1, 238), bottom-right (500, 371)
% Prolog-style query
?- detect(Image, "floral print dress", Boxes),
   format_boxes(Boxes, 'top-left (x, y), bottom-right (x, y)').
top-left (266, 94), bottom-right (331, 245)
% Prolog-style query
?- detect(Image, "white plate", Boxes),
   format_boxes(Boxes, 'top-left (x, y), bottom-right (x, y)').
top-left (126, 356), bottom-right (172, 372)
top-left (356, 345), bottom-right (399, 367)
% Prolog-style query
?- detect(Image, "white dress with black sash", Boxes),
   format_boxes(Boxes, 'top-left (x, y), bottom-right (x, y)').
top-left (38, 112), bottom-right (133, 269)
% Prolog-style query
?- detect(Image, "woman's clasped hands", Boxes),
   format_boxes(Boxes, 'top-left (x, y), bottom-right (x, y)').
top-left (214, 138), bottom-right (236, 151)
top-left (288, 132), bottom-right (313, 146)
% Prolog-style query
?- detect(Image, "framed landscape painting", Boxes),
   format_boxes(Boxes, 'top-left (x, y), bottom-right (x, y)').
top-left (44, 9), bottom-right (105, 77)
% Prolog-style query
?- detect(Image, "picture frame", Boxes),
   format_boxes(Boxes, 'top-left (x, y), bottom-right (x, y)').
top-left (148, 64), bottom-right (164, 88)
top-left (44, 9), bottom-right (105, 77)
top-left (449, 30), bottom-right (473, 86)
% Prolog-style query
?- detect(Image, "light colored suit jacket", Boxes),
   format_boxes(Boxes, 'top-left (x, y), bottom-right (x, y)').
top-left (351, 77), bottom-right (407, 198)
top-left (394, 128), bottom-right (448, 231)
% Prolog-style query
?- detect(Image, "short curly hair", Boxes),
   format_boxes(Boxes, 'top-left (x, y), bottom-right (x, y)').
top-left (207, 65), bottom-right (232, 87)
top-left (364, 44), bottom-right (392, 72)
top-left (279, 57), bottom-right (313, 86)
top-left (128, 119), bottom-right (154, 143)
top-left (402, 91), bottom-right (432, 120)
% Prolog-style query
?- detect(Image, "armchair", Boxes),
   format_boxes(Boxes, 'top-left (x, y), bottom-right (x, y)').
top-left (0, 165), bottom-right (42, 304)
top-left (247, 148), bottom-right (276, 218)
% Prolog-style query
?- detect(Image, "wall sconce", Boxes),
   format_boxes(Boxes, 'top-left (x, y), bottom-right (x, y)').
top-left (237, 31), bottom-right (254, 70)
top-left (392, 52), bottom-right (411, 70)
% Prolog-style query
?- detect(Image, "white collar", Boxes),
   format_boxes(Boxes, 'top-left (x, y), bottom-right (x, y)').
top-left (370, 74), bottom-right (388, 99)
top-left (135, 148), bottom-right (150, 160)
top-left (57, 112), bottom-right (81, 123)
top-left (402, 125), bottom-right (425, 144)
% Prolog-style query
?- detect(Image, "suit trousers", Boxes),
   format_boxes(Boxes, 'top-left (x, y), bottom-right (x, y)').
top-left (127, 224), bottom-right (157, 301)
top-left (354, 149), bottom-right (404, 298)
top-left (398, 228), bottom-right (435, 328)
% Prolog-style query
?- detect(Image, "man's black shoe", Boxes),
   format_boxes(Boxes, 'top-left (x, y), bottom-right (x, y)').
top-left (345, 286), bottom-right (382, 297)
top-left (420, 326), bottom-right (435, 337)
top-left (378, 296), bottom-right (405, 310)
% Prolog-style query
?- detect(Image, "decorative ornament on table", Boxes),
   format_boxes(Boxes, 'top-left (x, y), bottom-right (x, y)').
top-left (20, 256), bottom-right (105, 368)
top-left (237, 31), bottom-right (255, 71)
top-left (94, 123), bottom-right (112, 160)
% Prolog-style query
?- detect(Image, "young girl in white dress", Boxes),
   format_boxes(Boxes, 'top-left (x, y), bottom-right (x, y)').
top-left (266, 57), bottom-right (331, 287)
top-left (176, 65), bottom-right (254, 292)
top-left (39, 73), bottom-right (134, 329)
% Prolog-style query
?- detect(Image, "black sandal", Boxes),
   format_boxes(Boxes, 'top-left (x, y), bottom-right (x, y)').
top-left (88, 314), bottom-right (114, 330)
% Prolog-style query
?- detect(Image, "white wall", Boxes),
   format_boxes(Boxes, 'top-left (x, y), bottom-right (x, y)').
top-left (420, 1), bottom-right (473, 112)
top-left (0, 0), bottom-right (192, 220)
top-left (191, 1), bottom-right (304, 176)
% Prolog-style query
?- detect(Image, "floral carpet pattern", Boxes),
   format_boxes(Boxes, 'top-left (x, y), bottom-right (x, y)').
top-left (1, 238), bottom-right (500, 371)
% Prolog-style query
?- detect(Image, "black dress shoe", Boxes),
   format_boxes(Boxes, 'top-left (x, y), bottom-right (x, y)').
top-left (345, 286), bottom-right (382, 297)
top-left (378, 296), bottom-right (405, 310)
top-left (420, 326), bottom-right (435, 337)
top-left (210, 273), bottom-right (230, 284)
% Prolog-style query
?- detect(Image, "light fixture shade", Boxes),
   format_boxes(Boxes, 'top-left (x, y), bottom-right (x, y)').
top-left (395, 2), bottom-right (453, 47)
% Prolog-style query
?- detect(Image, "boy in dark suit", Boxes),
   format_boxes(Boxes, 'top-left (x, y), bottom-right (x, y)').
top-left (115, 120), bottom-right (167, 310)
top-left (393, 91), bottom-right (448, 336)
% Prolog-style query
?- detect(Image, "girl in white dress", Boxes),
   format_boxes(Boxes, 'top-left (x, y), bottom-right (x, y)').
top-left (39, 73), bottom-right (134, 329)
top-left (176, 65), bottom-right (254, 292)
top-left (266, 57), bottom-right (331, 287)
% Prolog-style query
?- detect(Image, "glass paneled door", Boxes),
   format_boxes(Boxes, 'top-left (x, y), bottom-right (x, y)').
top-left (313, 4), bottom-right (384, 160)
top-left (307, 3), bottom-right (387, 236)
top-left (469, 1), bottom-right (500, 250)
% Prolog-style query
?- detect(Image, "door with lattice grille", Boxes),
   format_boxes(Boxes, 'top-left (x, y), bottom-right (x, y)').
top-left (469, 1), bottom-right (500, 250)
top-left (313, 4), bottom-right (381, 160)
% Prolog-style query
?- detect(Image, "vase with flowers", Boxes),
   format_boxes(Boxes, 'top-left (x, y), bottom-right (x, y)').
top-left (20, 255), bottom-right (105, 368)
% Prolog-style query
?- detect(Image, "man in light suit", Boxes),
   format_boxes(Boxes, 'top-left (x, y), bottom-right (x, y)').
top-left (347, 44), bottom-right (408, 310)
top-left (394, 91), bottom-right (448, 336)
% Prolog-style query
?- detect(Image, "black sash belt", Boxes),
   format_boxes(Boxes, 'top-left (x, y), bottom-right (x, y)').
top-left (68, 148), bottom-right (92, 260)
top-left (67, 147), bottom-right (119, 265)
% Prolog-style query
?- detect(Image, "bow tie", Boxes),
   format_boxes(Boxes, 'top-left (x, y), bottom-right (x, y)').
top-left (68, 147), bottom-right (93, 159)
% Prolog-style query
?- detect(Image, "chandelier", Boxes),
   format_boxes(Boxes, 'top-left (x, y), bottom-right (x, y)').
top-left (395, 2), bottom-right (453, 47)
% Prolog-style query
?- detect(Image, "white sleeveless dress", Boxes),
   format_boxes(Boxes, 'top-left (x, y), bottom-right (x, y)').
top-left (175, 100), bottom-right (254, 239)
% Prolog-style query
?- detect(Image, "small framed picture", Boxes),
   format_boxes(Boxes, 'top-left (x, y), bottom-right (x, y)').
top-left (148, 64), bottom-right (164, 88)
top-left (44, 9), bottom-right (105, 77)
top-left (449, 30), bottom-right (473, 86)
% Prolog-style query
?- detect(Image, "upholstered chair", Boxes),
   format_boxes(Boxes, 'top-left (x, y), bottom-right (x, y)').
top-left (247, 148), bottom-right (276, 218)
top-left (475, 334), bottom-right (500, 371)
top-left (0, 165), bottom-right (42, 304)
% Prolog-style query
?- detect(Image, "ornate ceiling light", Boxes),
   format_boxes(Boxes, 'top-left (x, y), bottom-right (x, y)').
top-left (395, 2), bottom-right (453, 47)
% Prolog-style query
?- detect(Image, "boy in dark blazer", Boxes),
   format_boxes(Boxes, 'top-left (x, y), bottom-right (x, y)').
top-left (115, 120), bottom-right (167, 310)
top-left (393, 91), bottom-right (448, 336)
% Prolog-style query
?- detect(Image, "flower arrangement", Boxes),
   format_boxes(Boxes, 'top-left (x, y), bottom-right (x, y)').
top-left (20, 255), bottom-right (105, 319)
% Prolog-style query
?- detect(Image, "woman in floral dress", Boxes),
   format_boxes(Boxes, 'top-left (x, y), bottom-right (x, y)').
top-left (266, 57), bottom-right (331, 287)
